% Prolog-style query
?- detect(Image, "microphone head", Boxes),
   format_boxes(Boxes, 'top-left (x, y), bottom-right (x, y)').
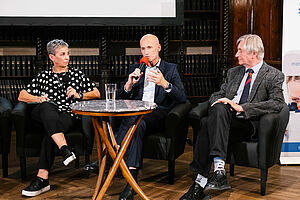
top-left (140, 57), bottom-right (149, 65)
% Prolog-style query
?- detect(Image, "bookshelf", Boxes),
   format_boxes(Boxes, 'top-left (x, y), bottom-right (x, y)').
top-left (0, 0), bottom-right (227, 105)
top-left (177, 0), bottom-right (224, 103)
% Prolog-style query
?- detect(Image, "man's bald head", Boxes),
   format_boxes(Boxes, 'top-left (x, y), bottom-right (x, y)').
top-left (140, 34), bottom-right (159, 45)
top-left (140, 34), bottom-right (161, 67)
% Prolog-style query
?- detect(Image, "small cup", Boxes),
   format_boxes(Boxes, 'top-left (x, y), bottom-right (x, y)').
top-left (105, 83), bottom-right (117, 101)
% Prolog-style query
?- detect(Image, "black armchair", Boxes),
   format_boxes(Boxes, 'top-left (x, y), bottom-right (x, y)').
top-left (0, 97), bottom-right (13, 177)
top-left (11, 102), bottom-right (94, 180)
top-left (111, 100), bottom-right (192, 184)
top-left (189, 101), bottom-right (290, 195)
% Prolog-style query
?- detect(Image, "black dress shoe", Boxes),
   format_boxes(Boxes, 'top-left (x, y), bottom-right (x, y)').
top-left (204, 170), bottom-right (231, 192)
top-left (85, 159), bottom-right (125, 178)
top-left (119, 183), bottom-right (136, 200)
top-left (119, 169), bottom-right (138, 200)
top-left (180, 182), bottom-right (210, 200)
top-left (84, 160), bottom-right (99, 171)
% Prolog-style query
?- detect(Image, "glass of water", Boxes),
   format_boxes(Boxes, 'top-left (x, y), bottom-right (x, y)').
top-left (105, 83), bottom-right (117, 101)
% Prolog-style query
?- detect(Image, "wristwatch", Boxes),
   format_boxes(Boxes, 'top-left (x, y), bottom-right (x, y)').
top-left (166, 82), bottom-right (172, 90)
top-left (79, 92), bottom-right (84, 100)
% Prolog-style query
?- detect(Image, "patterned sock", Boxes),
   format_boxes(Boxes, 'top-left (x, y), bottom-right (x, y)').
top-left (214, 157), bottom-right (225, 172)
top-left (195, 173), bottom-right (207, 188)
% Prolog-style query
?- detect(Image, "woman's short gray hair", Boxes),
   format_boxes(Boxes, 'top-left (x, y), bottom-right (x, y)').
top-left (46, 39), bottom-right (69, 55)
top-left (237, 34), bottom-right (264, 59)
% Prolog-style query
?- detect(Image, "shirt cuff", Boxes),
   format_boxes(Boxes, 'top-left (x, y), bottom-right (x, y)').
top-left (164, 83), bottom-right (172, 93)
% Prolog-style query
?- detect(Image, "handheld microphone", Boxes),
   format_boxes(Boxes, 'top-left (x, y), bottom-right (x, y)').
top-left (134, 57), bottom-right (149, 80)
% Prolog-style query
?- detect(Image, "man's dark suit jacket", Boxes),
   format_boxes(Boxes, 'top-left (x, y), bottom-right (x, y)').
top-left (209, 61), bottom-right (285, 130)
top-left (118, 59), bottom-right (186, 111)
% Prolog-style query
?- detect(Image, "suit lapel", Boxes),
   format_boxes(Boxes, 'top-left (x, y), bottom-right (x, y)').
top-left (248, 62), bottom-right (268, 102)
top-left (228, 66), bottom-right (245, 99)
top-left (154, 60), bottom-right (165, 100)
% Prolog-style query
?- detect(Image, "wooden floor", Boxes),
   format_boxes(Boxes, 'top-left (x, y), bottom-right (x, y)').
top-left (1, 129), bottom-right (300, 200)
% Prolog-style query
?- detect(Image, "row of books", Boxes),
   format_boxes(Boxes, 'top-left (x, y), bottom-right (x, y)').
top-left (43, 27), bottom-right (100, 43)
top-left (109, 55), bottom-right (141, 76)
top-left (0, 27), bottom-right (36, 41)
top-left (0, 79), bottom-right (31, 104)
top-left (184, 0), bottom-right (220, 11)
top-left (0, 56), bottom-right (101, 77)
top-left (0, 22), bottom-right (219, 43)
top-left (172, 20), bottom-right (219, 41)
top-left (183, 76), bottom-right (219, 97)
top-left (104, 21), bottom-right (219, 42)
top-left (0, 26), bottom-right (162, 43)
top-left (183, 55), bottom-right (220, 75)
top-left (68, 56), bottom-right (100, 76)
top-left (105, 26), bottom-right (163, 42)
top-left (0, 26), bottom-right (100, 42)
top-left (0, 56), bottom-right (37, 77)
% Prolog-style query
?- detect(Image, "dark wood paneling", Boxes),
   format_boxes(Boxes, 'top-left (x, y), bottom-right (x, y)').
top-left (253, 0), bottom-right (271, 60)
top-left (229, 0), bottom-right (283, 70)
top-left (229, 0), bottom-right (252, 66)
top-left (269, 0), bottom-right (283, 67)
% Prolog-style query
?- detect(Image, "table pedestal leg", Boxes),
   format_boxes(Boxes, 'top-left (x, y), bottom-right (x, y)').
top-left (91, 117), bottom-right (107, 200)
top-left (93, 115), bottom-right (149, 200)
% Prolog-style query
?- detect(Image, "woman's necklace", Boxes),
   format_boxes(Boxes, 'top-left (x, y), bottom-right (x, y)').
top-left (52, 67), bottom-right (68, 88)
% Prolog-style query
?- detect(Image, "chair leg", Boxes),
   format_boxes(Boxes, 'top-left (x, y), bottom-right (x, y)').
top-left (20, 156), bottom-right (27, 180)
top-left (2, 153), bottom-right (8, 177)
top-left (85, 155), bottom-right (90, 165)
top-left (168, 160), bottom-right (175, 185)
top-left (75, 155), bottom-right (80, 169)
top-left (84, 155), bottom-right (90, 178)
top-left (260, 168), bottom-right (268, 196)
top-left (230, 164), bottom-right (234, 176)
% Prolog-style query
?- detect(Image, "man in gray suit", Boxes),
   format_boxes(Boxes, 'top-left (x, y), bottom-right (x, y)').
top-left (180, 34), bottom-right (285, 200)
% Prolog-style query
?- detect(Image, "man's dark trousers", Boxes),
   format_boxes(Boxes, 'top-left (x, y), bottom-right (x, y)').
top-left (116, 109), bottom-right (168, 168)
top-left (190, 103), bottom-right (254, 177)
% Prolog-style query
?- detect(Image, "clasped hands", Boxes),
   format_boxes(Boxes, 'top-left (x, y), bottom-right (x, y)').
top-left (211, 98), bottom-right (244, 113)
top-left (38, 86), bottom-right (80, 103)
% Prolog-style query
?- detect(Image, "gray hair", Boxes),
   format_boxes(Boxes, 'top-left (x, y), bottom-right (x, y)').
top-left (237, 34), bottom-right (264, 59)
top-left (46, 39), bottom-right (69, 55)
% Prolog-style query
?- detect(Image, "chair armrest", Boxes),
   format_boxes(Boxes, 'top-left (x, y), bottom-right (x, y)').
top-left (11, 102), bottom-right (37, 150)
top-left (0, 97), bottom-right (13, 153)
top-left (11, 102), bottom-right (37, 121)
top-left (165, 100), bottom-right (192, 139)
top-left (0, 97), bottom-right (13, 114)
top-left (188, 101), bottom-right (210, 120)
top-left (11, 101), bottom-right (28, 117)
top-left (258, 104), bottom-right (289, 168)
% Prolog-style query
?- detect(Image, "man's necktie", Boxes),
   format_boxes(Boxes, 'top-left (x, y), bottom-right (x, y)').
top-left (239, 68), bottom-right (254, 104)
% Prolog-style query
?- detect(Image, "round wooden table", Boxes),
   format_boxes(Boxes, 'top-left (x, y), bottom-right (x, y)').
top-left (71, 100), bottom-right (157, 200)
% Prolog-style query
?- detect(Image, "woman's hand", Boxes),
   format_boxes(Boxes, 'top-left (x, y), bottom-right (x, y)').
top-left (66, 86), bottom-right (80, 99)
top-left (39, 93), bottom-right (49, 103)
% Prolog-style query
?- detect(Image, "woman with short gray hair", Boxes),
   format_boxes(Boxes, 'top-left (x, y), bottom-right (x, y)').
top-left (19, 39), bottom-right (100, 197)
